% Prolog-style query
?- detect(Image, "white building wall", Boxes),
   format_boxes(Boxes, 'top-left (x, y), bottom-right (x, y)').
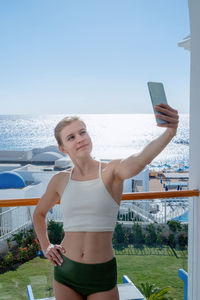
top-left (123, 166), bottom-right (149, 193)
top-left (0, 150), bottom-right (32, 161)
top-left (188, 1), bottom-right (200, 299)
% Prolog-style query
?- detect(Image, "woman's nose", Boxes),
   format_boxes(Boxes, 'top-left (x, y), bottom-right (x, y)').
top-left (76, 135), bottom-right (84, 143)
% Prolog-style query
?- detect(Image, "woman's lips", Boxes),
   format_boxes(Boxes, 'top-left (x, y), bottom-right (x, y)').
top-left (77, 144), bottom-right (87, 150)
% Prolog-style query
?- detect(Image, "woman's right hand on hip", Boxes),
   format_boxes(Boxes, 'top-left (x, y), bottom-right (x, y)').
top-left (44, 244), bottom-right (66, 266)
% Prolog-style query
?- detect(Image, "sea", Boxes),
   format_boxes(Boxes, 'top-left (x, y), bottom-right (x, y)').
top-left (0, 114), bottom-right (189, 172)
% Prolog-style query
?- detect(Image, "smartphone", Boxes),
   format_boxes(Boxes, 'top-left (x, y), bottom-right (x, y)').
top-left (147, 82), bottom-right (168, 124)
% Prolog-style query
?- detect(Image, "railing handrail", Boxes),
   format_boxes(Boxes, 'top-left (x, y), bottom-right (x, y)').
top-left (122, 189), bottom-right (199, 200)
top-left (0, 189), bottom-right (199, 207)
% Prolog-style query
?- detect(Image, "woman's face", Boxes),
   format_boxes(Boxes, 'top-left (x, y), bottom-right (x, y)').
top-left (59, 120), bottom-right (92, 158)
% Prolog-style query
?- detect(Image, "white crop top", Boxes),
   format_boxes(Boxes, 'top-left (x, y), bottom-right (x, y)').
top-left (60, 162), bottom-right (120, 232)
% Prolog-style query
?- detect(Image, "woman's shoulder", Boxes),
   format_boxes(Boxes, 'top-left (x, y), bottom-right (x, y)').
top-left (57, 168), bottom-right (72, 177)
top-left (101, 159), bottom-right (121, 170)
top-left (49, 168), bottom-right (72, 185)
top-left (48, 168), bottom-right (72, 197)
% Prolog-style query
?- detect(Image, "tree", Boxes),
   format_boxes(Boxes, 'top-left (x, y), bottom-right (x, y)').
top-left (131, 223), bottom-right (145, 247)
top-left (145, 224), bottom-right (157, 246)
top-left (112, 223), bottom-right (129, 250)
top-left (47, 220), bottom-right (64, 244)
top-left (167, 220), bottom-right (181, 233)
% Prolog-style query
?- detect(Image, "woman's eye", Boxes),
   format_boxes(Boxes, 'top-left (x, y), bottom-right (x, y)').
top-left (68, 136), bottom-right (74, 141)
top-left (67, 131), bottom-right (86, 141)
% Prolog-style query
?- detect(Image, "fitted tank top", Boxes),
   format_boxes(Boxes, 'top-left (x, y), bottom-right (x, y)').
top-left (60, 162), bottom-right (120, 232)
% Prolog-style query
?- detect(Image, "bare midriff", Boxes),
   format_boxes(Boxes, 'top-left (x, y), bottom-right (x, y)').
top-left (61, 231), bottom-right (114, 263)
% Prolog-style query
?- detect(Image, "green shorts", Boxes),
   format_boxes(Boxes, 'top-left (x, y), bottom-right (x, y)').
top-left (54, 252), bottom-right (117, 298)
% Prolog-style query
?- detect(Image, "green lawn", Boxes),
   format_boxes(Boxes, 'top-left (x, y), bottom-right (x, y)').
top-left (0, 257), bottom-right (54, 300)
top-left (116, 255), bottom-right (187, 300)
top-left (0, 253), bottom-right (187, 300)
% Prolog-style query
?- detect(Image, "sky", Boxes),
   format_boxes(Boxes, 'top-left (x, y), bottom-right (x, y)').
top-left (0, 0), bottom-right (190, 114)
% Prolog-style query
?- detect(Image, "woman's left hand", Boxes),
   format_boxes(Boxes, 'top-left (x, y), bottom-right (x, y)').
top-left (154, 103), bottom-right (179, 134)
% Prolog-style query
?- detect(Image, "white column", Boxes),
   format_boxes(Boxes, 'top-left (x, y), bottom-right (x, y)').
top-left (188, 1), bottom-right (200, 299)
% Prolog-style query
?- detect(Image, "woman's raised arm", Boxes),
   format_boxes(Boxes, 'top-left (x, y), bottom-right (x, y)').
top-left (113, 103), bottom-right (179, 181)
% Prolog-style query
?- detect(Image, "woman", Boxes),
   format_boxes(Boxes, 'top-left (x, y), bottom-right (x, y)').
top-left (33, 103), bottom-right (179, 300)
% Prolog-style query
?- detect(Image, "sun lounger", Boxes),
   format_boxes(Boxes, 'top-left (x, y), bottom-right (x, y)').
top-left (164, 181), bottom-right (188, 191)
top-left (162, 172), bottom-right (189, 180)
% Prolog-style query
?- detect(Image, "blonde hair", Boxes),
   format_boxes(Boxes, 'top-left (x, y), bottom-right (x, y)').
top-left (54, 116), bottom-right (86, 146)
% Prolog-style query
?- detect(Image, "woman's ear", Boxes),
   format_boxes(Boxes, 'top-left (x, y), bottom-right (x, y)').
top-left (59, 145), bottom-right (68, 155)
